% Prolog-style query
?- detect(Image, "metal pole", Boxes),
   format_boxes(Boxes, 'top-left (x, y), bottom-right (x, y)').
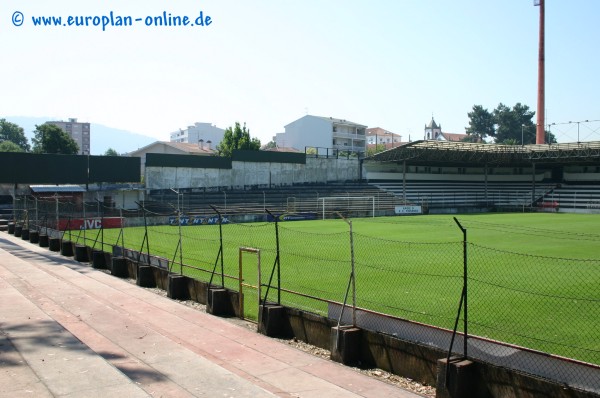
top-left (34, 197), bottom-right (38, 230)
top-left (55, 194), bottom-right (59, 235)
top-left (402, 160), bottom-right (407, 203)
top-left (178, 193), bottom-right (183, 274)
top-left (453, 217), bottom-right (468, 358)
top-left (350, 220), bottom-right (356, 326)
top-left (82, 198), bottom-right (86, 244)
top-left (338, 212), bottom-right (356, 327)
top-left (120, 207), bottom-right (125, 249)
top-left (521, 124), bottom-right (524, 146)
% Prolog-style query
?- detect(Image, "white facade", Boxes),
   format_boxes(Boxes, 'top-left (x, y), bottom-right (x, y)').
top-left (366, 128), bottom-right (402, 145)
top-left (170, 122), bottom-right (225, 148)
top-left (279, 115), bottom-right (367, 156)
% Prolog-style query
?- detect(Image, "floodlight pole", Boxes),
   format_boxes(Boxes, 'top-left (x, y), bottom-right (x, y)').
top-left (535, 0), bottom-right (545, 144)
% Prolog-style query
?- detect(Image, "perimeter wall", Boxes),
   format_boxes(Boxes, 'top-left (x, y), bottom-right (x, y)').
top-left (144, 151), bottom-right (361, 190)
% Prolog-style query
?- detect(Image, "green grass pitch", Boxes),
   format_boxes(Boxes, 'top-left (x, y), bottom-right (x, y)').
top-left (78, 212), bottom-right (600, 365)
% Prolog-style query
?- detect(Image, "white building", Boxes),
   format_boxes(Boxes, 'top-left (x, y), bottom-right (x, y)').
top-left (170, 122), bottom-right (225, 149)
top-left (366, 127), bottom-right (402, 146)
top-left (278, 115), bottom-right (367, 156)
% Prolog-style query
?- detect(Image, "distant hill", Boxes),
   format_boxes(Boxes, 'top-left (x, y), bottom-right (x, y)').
top-left (4, 116), bottom-right (156, 155)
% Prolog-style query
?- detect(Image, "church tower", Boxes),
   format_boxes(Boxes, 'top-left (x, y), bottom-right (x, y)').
top-left (424, 116), bottom-right (442, 140)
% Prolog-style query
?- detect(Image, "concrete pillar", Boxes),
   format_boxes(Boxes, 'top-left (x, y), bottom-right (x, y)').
top-left (61, 241), bottom-right (74, 257)
top-left (258, 304), bottom-right (286, 337)
top-left (136, 265), bottom-right (156, 288)
top-left (206, 288), bottom-right (233, 316)
top-left (38, 234), bottom-right (49, 247)
top-left (330, 326), bottom-right (361, 366)
top-left (92, 250), bottom-right (107, 269)
top-left (436, 356), bottom-right (476, 398)
top-left (167, 274), bottom-right (189, 300)
top-left (49, 237), bottom-right (61, 251)
top-left (111, 256), bottom-right (128, 278)
top-left (74, 244), bottom-right (89, 262)
top-left (29, 230), bottom-right (40, 244)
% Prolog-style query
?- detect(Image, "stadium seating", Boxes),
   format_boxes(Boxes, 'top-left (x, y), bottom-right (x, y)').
top-left (143, 182), bottom-right (400, 216)
top-left (372, 181), bottom-right (556, 210)
top-left (540, 184), bottom-right (600, 210)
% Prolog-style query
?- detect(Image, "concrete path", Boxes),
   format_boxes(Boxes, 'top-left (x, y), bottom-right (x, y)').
top-left (0, 232), bottom-right (420, 398)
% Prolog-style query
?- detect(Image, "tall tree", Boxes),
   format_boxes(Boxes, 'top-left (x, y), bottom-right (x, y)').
top-left (465, 102), bottom-right (540, 145)
top-left (493, 102), bottom-right (536, 145)
top-left (216, 122), bottom-right (261, 157)
top-left (545, 129), bottom-right (557, 144)
top-left (465, 105), bottom-right (495, 142)
top-left (104, 148), bottom-right (119, 156)
top-left (32, 124), bottom-right (79, 154)
top-left (0, 141), bottom-right (25, 152)
top-left (0, 119), bottom-right (30, 151)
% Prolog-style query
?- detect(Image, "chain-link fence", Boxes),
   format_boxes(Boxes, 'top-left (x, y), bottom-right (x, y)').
top-left (11, 195), bottom-right (600, 391)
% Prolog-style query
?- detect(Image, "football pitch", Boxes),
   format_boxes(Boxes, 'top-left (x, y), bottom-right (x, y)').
top-left (79, 212), bottom-right (600, 365)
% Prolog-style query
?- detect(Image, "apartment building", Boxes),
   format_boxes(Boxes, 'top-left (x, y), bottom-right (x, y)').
top-left (47, 118), bottom-right (90, 155)
top-left (278, 115), bottom-right (367, 156)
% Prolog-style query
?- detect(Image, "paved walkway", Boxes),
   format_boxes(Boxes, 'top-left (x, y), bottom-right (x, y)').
top-left (0, 232), bottom-right (420, 398)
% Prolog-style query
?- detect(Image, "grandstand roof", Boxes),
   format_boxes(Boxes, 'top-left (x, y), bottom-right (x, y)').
top-left (366, 140), bottom-right (600, 166)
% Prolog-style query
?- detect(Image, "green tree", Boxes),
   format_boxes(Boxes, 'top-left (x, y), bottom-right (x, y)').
top-left (493, 102), bottom-right (536, 144)
top-left (104, 148), bottom-right (119, 156)
top-left (366, 144), bottom-right (386, 157)
top-left (32, 124), bottom-right (79, 154)
top-left (465, 105), bottom-right (495, 142)
top-left (501, 138), bottom-right (520, 145)
top-left (0, 140), bottom-right (25, 152)
top-left (466, 102), bottom-right (537, 144)
top-left (545, 129), bottom-right (557, 144)
top-left (0, 119), bottom-right (30, 151)
top-left (262, 140), bottom-right (277, 150)
top-left (216, 122), bottom-right (261, 157)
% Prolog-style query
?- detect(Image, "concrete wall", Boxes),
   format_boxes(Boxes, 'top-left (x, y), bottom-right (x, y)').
top-left (144, 157), bottom-right (361, 190)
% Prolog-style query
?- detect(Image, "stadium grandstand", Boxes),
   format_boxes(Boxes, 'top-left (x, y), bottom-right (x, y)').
top-left (364, 140), bottom-right (600, 213)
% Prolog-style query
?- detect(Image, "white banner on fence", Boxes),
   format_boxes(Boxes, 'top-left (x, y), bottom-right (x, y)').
top-left (395, 205), bottom-right (422, 215)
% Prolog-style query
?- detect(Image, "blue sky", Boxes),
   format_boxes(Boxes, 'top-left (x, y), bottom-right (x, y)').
top-left (2, 0), bottom-right (599, 145)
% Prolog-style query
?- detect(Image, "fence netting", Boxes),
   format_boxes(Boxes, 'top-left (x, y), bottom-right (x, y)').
top-left (9, 196), bottom-right (600, 391)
